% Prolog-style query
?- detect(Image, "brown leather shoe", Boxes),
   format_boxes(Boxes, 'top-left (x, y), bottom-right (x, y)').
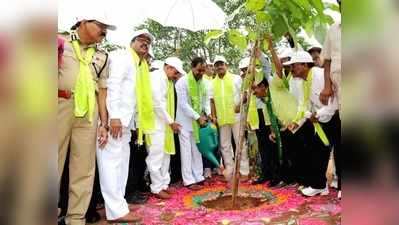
top-left (107, 211), bottom-right (142, 223)
top-left (153, 190), bottom-right (171, 199)
top-left (185, 184), bottom-right (202, 190)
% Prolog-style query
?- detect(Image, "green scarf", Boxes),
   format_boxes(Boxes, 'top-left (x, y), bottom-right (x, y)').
top-left (164, 79), bottom-right (176, 154)
top-left (293, 70), bottom-right (330, 146)
top-left (264, 91), bottom-right (283, 164)
top-left (130, 48), bottom-right (155, 145)
top-left (212, 72), bottom-right (236, 126)
top-left (187, 71), bottom-right (205, 143)
top-left (71, 40), bottom-right (96, 122)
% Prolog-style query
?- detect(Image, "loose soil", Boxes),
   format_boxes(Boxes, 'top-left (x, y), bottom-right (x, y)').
top-left (202, 195), bottom-right (266, 210)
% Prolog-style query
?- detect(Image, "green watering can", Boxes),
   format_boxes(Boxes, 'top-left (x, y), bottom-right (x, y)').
top-left (196, 123), bottom-right (220, 167)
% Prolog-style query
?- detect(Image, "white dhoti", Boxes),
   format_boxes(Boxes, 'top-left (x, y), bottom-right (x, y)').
top-left (96, 127), bottom-right (131, 220)
top-left (219, 122), bottom-right (249, 178)
top-left (179, 129), bottom-right (204, 186)
top-left (145, 129), bottom-right (171, 194)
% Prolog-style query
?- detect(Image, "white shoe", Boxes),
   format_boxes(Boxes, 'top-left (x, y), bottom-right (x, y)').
top-left (204, 168), bottom-right (212, 178)
top-left (330, 179), bottom-right (338, 189)
top-left (301, 186), bottom-right (329, 197)
top-left (338, 190), bottom-right (341, 199)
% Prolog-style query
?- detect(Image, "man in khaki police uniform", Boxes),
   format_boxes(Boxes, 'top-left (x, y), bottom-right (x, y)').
top-left (58, 11), bottom-right (115, 225)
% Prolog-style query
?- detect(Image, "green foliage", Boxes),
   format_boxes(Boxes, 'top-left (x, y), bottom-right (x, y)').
top-left (207, 0), bottom-right (339, 52)
top-left (245, 0), bottom-right (266, 12)
top-left (204, 30), bottom-right (223, 45)
top-left (227, 29), bottom-right (247, 53)
top-left (134, 0), bottom-right (339, 74)
top-left (100, 39), bottom-right (125, 53)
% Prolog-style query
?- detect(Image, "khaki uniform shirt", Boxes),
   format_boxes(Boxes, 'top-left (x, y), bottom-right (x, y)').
top-left (58, 32), bottom-right (109, 93)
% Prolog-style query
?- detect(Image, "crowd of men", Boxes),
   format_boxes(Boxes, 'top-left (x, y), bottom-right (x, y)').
top-left (58, 3), bottom-right (341, 224)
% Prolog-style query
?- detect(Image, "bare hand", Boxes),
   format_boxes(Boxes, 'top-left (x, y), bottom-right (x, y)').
top-left (269, 132), bottom-right (276, 143)
top-left (198, 115), bottom-right (207, 126)
top-left (210, 116), bottom-right (217, 125)
top-left (170, 122), bottom-right (182, 133)
top-left (319, 87), bottom-right (334, 105)
top-left (110, 119), bottom-right (123, 139)
top-left (234, 105), bottom-right (240, 113)
top-left (255, 47), bottom-right (262, 59)
top-left (309, 113), bottom-right (318, 123)
top-left (287, 123), bottom-right (299, 132)
top-left (97, 126), bottom-right (108, 149)
top-left (242, 93), bottom-right (248, 104)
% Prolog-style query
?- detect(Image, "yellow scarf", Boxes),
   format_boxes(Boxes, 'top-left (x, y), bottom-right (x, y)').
top-left (187, 71), bottom-right (205, 143)
top-left (294, 70), bottom-right (330, 146)
top-left (71, 40), bottom-right (96, 122)
top-left (212, 72), bottom-right (236, 126)
top-left (130, 48), bottom-right (155, 145)
top-left (247, 95), bottom-right (260, 130)
top-left (164, 79), bottom-right (175, 154)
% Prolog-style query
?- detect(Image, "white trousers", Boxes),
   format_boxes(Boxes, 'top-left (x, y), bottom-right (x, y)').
top-left (219, 122), bottom-right (250, 178)
top-left (146, 130), bottom-right (171, 194)
top-left (96, 127), bottom-right (130, 220)
top-left (179, 129), bottom-right (204, 186)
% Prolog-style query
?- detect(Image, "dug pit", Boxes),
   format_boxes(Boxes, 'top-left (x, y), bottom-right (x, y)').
top-left (202, 195), bottom-right (269, 211)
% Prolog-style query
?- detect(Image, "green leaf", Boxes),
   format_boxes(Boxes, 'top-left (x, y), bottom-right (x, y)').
top-left (296, 0), bottom-right (311, 11)
top-left (309, 0), bottom-right (325, 16)
top-left (304, 20), bottom-right (314, 37)
top-left (204, 30), bottom-right (223, 45)
top-left (313, 17), bottom-right (327, 44)
top-left (261, 38), bottom-right (269, 52)
top-left (227, 29), bottom-right (247, 52)
top-left (286, 0), bottom-right (304, 20)
top-left (281, 13), bottom-right (299, 49)
top-left (247, 30), bottom-right (257, 41)
top-left (324, 2), bottom-right (340, 12)
top-left (245, 0), bottom-right (266, 12)
top-left (271, 13), bottom-right (288, 39)
top-left (255, 11), bottom-right (271, 23)
top-left (324, 15), bottom-right (335, 25)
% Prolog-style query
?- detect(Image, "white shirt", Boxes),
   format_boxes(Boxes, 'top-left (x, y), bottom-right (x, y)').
top-left (209, 73), bottom-right (242, 121)
top-left (290, 67), bottom-right (338, 128)
top-left (322, 22), bottom-right (341, 76)
top-left (175, 74), bottom-right (211, 131)
top-left (106, 49), bottom-right (137, 129)
top-left (150, 68), bottom-right (174, 131)
top-left (307, 67), bottom-right (338, 123)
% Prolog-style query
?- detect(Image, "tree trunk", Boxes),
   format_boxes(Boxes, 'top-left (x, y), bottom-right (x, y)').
top-left (231, 40), bottom-right (259, 208)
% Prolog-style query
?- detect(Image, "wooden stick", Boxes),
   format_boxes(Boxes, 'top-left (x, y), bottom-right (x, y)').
top-left (231, 40), bottom-right (259, 208)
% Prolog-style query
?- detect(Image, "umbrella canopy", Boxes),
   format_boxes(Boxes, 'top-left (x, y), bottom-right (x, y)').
top-left (145, 0), bottom-right (227, 31)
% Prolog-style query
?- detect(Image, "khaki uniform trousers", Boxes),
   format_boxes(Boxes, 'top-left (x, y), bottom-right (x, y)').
top-left (58, 97), bottom-right (98, 225)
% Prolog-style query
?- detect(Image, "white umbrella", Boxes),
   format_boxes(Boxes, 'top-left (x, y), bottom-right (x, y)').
top-left (144, 0), bottom-right (227, 31)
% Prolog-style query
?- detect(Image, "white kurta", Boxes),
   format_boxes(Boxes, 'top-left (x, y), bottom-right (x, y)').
top-left (146, 68), bottom-right (173, 194)
top-left (209, 73), bottom-right (250, 178)
top-left (175, 75), bottom-right (210, 186)
top-left (322, 22), bottom-right (341, 110)
top-left (97, 49), bottom-right (137, 220)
